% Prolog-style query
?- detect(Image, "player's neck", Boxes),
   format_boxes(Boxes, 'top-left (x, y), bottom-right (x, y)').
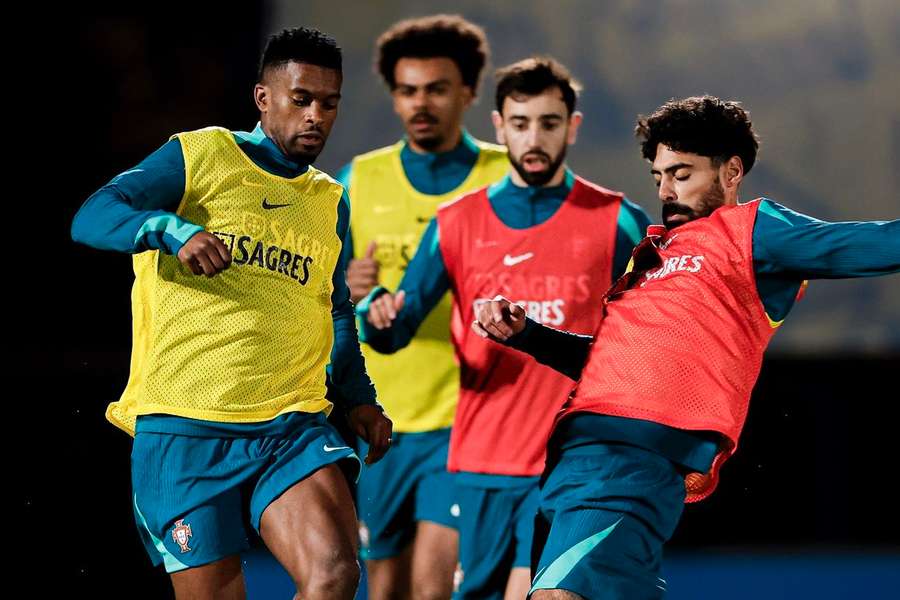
top-left (406, 127), bottom-right (463, 155)
top-left (508, 165), bottom-right (567, 188)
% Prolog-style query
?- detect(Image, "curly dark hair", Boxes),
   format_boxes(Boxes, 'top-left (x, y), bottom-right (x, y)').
top-left (635, 96), bottom-right (760, 172)
top-left (495, 56), bottom-right (581, 115)
top-left (376, 14), bottom-right (490, 94)
top-left (258, 27), bottom-right (342, 81)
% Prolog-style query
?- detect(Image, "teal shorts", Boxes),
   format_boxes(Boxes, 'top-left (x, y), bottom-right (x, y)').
top-left (530, 442), bottom-right (685, 599)
top-left (454, 473), bottom-right (540, 599)
top-left (356, 427), bottom-right (457, 560)
top-left (131, 411), bottom-right (360, 573)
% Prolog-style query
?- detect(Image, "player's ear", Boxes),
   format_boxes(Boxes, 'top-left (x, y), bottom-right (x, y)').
top-left (567, 111), bottom-right (584, 145)
top-left (461, 85), bottom-right (475, 110)
top-left (254, 83), bottom-right (269, 113)
top-left (722, 155), bottom-right (743, 190)
top-left (491, 110), bottom-right (506, 145)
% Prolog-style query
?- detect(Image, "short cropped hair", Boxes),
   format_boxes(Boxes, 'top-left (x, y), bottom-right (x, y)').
top-left (635, 95), bottom-right (760, 172)
top-left (376, 15), bottom-right (490, 94)
top-left (495, 56), bottom-right (581, 115)
top-left (258, 27), bottom-right (342, 81)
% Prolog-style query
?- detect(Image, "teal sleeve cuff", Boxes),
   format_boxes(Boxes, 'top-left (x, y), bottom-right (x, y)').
top-left (354, 286), bottom-right (389, 344)
top-left (134, 214), bottom-right (204, 255)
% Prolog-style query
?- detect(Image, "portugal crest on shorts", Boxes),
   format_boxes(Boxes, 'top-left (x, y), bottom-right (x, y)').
top-left (171, 519), bottom-right (193, 553)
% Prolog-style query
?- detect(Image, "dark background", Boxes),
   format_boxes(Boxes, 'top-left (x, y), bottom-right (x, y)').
top-left (31, 2), bottom-right (899, 597)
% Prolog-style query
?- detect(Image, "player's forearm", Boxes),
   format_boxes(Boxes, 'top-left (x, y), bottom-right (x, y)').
top-left (356, 223), bottom-right (451, 353)
top-left (328, 245), bottom-right (379, 407)
top-left (71, 187), bottom-right (199, 254)
top-left (71, 139), bottom-right (202, 255)
top-left (754, 202), bottom-right (900, 278)
top-left (330, 300), bottom-right (378, 408)
top-left (355, 287), bottom-right (418, 353)
top-left (808, 220), bottom-right (900, 278)
top-left (503, 318), bottom-right (594, 380)
top-left (778, 220), bottom-right (899, 278)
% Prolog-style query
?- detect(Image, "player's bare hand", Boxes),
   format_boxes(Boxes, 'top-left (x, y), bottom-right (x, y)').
top-left (366, 290), bottom-right (406, 330)
top-left (472, 295), bottom-right (527, 342)
top-left (349, 405), bottom-right (393, 465)
top-left (177, 231), bottom-right (232, 277)
top-left (348, 241), bottom-right (380, 303)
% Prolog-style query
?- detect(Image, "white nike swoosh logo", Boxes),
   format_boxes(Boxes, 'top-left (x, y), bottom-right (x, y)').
top-left (242, 176), bottom-right (265, 188)
top-left (503, 252), bottom-right (534, 267)
top-left (659, 233), bottom-right (678, 250)
top-left (373, 205), bottom-right (398, 214)
top-left (323, 444), bottom-right (350, 453)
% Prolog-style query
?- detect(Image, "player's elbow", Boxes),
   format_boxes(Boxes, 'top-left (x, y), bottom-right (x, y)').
top-left (71, 212), bottom-right (118, 252)
top-left (367, 337), bottom-right (403, 355)
top-left (70, 208), bottom-right (97, 247)
top-left (71, 191), bottom-right (118, 249)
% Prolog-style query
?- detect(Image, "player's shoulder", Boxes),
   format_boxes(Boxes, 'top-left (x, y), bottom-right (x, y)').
top-left (573, 174), bottom-right (627, 203)
top-left (169, 125), bottom-right (231, 141)
top-left (472, 139), bottom-right (508, 157)
top-left (349, 141), bottom-right (405, 167)
top-left (751, 197), bottom-right (816, 228)
top-left (307, 166), bottom-right (345, 194)
top-left (617, 196), bottom-right (653, 224)
top-left (753, 197), bottom-right (790, 215)
top-left (723, 197), bottom-right (781, 221)
top-left (436, 184), bottom-right (490, 216)
top-left (301, 167), bottom-right (346, 209)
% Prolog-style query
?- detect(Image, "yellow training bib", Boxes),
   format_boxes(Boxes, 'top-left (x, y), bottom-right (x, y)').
top-left (108, 127), bottom-right (343, 435)
top-left (349, 138), bottom-right (508, 432)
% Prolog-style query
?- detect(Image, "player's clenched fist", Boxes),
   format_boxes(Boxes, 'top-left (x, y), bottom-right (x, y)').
top-left (366, 289), bottom-right (407, 330)
top-left (177, 231), bottom-right (232, 277)
top-left (349, 405), bottom-right (393, 465)
top-left (471, 295), bottom-right (527, 342)
top-left (347, 240), bottom-right (380, 303)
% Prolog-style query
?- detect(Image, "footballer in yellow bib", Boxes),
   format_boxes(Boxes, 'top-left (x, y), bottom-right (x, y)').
top-left (71, 28), bottom-right (391, 595)
top-left (334, 16), bottom-right (506, 598)
top-left (110, 126), bottom-right (342, 433)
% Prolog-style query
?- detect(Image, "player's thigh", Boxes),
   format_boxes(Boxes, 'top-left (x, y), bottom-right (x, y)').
top-left (259, 463), bottom-right (359, 586)
top-left (366, 544), bottom-right (413, 600)
top-left (512, 484), bottom-right (541, 570)
top-left (170, 555), bottom-right (245, 600)
top-left (503, 567), bottom-right (531, 600)
top-left (412, 429), bottom-right (458, 531)
top-left (456, 485), bottom-right (521, 599)
top-left (131, 432), bottom-right (253, 573)
top-left (531, 591), bottom-right (583, 600)
top-left (531, 447), bottom-right (685, 600)
top-left (410, 520), bottom-right (458, 600)
top-left (357, 431), bottom-right (421, 561)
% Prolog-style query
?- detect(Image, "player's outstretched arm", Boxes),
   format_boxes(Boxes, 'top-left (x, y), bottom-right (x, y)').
top-left (71, 139), bottom-right (207, 257)
top-left (356, 218), bottom-right (451, 354)
top-left (472, 296), bottom-right (593, 381)
top-left (753, 200), bottom-right (900, 279)
top-left (330, 192), bottom-right (381, 409)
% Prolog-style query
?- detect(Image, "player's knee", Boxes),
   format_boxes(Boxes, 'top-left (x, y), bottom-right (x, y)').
top-left (531, 590), bottom-right (585, 600)
top-left (410, 579), bottom-right (451, 600)
top-left (303, 554), bottom-right (360, 600)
